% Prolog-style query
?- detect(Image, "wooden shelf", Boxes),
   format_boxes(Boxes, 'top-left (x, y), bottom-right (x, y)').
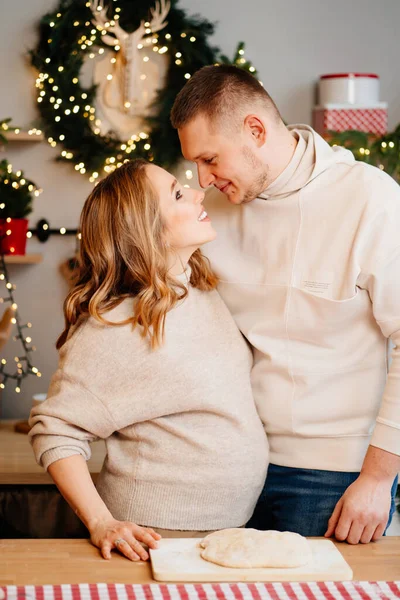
top-left (2, 130), bottom-right (44, 142)
top-left (3, 253), bottom-right (43, 264)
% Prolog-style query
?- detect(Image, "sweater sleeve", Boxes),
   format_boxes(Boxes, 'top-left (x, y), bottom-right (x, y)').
top-left (357, 172), bottom-right (400, 456)
top-left (29, 340), bottom-right (119, 471)
top-left (361, 245), bottom-right (400, 456)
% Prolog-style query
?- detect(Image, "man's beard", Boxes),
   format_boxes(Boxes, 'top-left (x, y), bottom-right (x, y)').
top-left (240, 145), bottom-right (269, 203)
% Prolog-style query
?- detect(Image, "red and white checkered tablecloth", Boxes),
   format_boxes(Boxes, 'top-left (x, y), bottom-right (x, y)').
top-left (0, 582), bottom-right (399, 600)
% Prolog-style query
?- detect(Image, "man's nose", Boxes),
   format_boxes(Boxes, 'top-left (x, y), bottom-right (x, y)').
top-left (198, 166), bottom-right (214, 189)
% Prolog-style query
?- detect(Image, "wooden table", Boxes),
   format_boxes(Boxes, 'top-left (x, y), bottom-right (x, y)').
top-left (0, 419), bottom-right (106, 484)
top-left (0, 537), bottom-right (399, 585)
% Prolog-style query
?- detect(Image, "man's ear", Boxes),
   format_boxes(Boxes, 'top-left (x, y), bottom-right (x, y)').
top-left (244, 114), bottom-right (267, 147)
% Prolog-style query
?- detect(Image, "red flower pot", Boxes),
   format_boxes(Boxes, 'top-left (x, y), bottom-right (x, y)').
top-left (0, 218), bottom-right (29, 255)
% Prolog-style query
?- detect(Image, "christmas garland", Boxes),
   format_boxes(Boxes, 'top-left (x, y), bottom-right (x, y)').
top-left (326, 125), bottom-right (400, 183)
top-left (30, 0), bottom-right (257, 182)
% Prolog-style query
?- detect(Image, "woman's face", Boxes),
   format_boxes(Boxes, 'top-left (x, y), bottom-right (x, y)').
top-left (146, 164), bottom-right (216, 260)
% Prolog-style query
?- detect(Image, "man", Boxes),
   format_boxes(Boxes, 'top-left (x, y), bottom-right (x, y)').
top-left (170, 65), bottom-right (400, 544)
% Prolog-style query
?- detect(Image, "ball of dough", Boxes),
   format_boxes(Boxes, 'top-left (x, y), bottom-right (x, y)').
top-left (199, 528), bottom-right (312, 569)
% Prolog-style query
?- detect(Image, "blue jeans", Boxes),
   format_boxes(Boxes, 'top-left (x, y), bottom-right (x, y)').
top-left (247, 464), bottom-right (398, 536)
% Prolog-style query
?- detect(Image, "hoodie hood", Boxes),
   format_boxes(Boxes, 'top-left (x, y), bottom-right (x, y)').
top-left (258, 124), bottom-right (355, 201)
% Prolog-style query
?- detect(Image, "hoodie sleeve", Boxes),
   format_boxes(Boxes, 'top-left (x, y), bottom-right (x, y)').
top-left (357, 171), bottom-right (400, 456)
top-left (362, 245), bottom-right (400, 456)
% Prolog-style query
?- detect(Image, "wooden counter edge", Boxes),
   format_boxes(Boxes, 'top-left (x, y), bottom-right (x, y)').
top-left (0, 537), bottom-right (399, 585)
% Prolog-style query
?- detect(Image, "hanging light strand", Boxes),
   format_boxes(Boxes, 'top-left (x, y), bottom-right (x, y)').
top-left (0, 255), bottom-right (41, 392)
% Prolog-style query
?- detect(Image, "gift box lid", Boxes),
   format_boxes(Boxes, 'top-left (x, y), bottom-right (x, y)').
top-left (320, 73), bottom-right (379, 79)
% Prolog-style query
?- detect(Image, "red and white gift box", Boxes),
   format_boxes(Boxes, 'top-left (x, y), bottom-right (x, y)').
top-left (313, 103), bottom-right (388, 136)
top-left (318, 73), bottom-right (380, 105)
top-left (313, 73), bottom-right (388, 136)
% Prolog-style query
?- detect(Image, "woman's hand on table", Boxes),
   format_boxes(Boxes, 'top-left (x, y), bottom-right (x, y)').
top-left (46, 456), bottom-right (162, 560)
top-left (89, 517), bottom-right (162, 561)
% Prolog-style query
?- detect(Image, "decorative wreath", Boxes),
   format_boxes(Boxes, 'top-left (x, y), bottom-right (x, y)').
top-left (30, 0), bottom-right (257, 182)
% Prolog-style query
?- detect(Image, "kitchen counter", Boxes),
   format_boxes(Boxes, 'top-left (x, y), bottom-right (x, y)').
top-left (1, 419), bottom-right (399, 584)
top-left (0, 537), bottom-right (399, 584)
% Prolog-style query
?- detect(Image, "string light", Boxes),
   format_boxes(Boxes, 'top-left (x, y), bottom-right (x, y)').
top-left (0, 256), bottom-right (41, 392)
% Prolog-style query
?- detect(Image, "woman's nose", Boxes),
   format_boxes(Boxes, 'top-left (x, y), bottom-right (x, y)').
top-left (195, 189), bottom-right (205, 204)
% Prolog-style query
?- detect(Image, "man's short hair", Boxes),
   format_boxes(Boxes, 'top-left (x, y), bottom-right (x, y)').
top-left (171, 65), bottom-right (281, 130)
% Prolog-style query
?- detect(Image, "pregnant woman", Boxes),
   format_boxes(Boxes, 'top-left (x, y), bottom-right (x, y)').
top-left (29, 159), bottom-right (269, 562)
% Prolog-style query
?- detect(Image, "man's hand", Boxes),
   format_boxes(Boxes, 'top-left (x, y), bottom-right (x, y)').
top-left (325, 473), bottom-right (393, 544)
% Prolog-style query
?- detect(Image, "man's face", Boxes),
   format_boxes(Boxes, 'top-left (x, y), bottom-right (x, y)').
top-left (178, 114), bottom-right (269, 204)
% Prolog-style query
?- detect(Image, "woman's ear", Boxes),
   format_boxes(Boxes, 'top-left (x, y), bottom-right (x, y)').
top-left (244, 115), bottom-right (267, 147)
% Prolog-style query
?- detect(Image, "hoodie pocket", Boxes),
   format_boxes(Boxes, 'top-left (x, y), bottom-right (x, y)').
top-left (288, 285), bottom-right (383, 371)
top-left (287, 285), bottom-right (387, 436)
top-left (291, 285), bottom-right (361, 324)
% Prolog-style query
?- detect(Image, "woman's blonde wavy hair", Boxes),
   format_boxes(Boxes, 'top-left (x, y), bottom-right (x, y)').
top-left (57, 159), bottom-right (218, 350)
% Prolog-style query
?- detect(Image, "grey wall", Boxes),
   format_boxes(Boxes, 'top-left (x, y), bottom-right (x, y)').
top-left (0, 0), bottom-right (399, 417)
top-left (178, 0), bottom-right (400, 129)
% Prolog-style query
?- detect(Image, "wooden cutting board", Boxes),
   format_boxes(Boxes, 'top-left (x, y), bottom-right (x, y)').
top-left (150, 538), bottom-right (353, 582)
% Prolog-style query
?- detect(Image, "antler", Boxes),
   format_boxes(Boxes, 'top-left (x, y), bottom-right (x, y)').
top-left (128, 0), bottom-right (170, 48)
top-left (148, 0), bottom-right (170, 33)
top-left (90, 0), bottom-right (170, 47)
top-left (89, 0), bottom-right (128, 46)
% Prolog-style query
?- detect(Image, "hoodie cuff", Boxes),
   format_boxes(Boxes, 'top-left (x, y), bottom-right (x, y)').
top-left (370, 421), bottom-right (400, 457)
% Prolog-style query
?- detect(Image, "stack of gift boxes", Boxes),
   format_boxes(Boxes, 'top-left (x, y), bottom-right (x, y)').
top-left (312, 73), bottom-right (387, 136)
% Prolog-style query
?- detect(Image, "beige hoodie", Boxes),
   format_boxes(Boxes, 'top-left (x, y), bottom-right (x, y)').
top-left (204, 124), bottom-right (400, 471)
